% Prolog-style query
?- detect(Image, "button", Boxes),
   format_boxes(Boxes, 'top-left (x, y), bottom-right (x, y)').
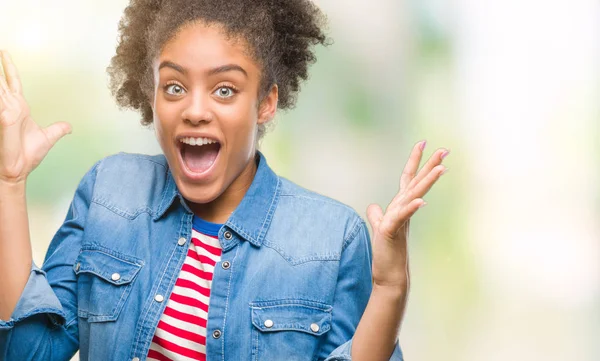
top-left (212, 329), bottom-right (222, 339)
top-left (111, 273), bottom-right (121, 281)
top-left (310, 323), bottom-right (320, 332)
top-left (264, 319), bottom-right (274, 328)
top-left (132, 358), bottom-right (140, 361)
top-left (221, 261), bottom-right (231, 270)
top-left (223, 231), bottom-right (233, 240)
top-left (74, 263), bottom-right (80, 272)
top-left (177, 237), bottom-right (187, 246)
top-left (154, 294), bottom-right (164, 303)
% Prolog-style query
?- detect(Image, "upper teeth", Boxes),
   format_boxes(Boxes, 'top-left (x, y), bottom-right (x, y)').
top-left (180, 137), bottom-right (218, 146)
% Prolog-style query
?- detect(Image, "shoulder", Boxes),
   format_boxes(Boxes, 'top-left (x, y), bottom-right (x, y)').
top-left (83, 152), bottom-right (170, 219)
top-left (278, 177), bottom-right (363, 228)
top-left (96, 152), bottom-right (168, 173)
top-left (92, 152), bottom-right (169, 190)
top-left (267, 176), bottom-right (366, 254)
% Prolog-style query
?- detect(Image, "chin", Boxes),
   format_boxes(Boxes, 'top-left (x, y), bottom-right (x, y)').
top-left (176, 178), bottom-right (224, 205)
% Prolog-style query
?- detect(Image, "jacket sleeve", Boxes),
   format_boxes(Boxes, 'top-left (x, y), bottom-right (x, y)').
top-left (318, 219), bottom-right (404, 361)
top-left (0, 161), bottom-right (100, 361)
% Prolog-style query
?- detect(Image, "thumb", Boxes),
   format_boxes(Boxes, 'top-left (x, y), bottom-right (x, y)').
top-left (43, 121), bottom-right (72, 147)
top-left (366, 203), bottom-right (384, 231)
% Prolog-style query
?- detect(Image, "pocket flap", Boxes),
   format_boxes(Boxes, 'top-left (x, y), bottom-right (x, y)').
top-left (250, 300), bottom-right (332, 336)
top-left (74, 248), bottom-right (142, 285)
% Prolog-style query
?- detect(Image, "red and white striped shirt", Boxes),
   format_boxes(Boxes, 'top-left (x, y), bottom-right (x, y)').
top-left (147, 218), bottom-right (223, 361)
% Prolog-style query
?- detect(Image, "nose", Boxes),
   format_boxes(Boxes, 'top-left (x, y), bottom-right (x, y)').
top-left (181, 92), bottom-right (213, 125)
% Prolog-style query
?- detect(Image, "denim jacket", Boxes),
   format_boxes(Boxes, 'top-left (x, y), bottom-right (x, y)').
top-left (0, 152), bottom-right (404, 361)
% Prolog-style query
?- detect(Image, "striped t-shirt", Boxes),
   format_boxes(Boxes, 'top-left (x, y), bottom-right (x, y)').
top-left (147, 217), bottom-right (223, 361)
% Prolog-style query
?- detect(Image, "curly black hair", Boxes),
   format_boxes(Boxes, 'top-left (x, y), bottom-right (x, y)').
top-left (107, 0), bottom-right (330, 138)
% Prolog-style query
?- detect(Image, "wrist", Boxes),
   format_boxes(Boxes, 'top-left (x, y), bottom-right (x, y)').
top-left (372, 281), bottom-right (408, 301)
top-left (372, 270), bottom-right (410, 292)
top-left (0, 178), bottom-right (26, 197)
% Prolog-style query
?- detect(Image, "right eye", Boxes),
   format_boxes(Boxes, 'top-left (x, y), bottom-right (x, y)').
top-left (164, 83), bottom-right (185, 96)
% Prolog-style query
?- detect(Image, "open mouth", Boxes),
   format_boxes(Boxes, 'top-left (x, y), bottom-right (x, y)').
top-left (179, 137), bottom-right (221, 174)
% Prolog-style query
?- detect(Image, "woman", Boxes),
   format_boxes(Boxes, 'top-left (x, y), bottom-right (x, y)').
top-left (0, 0), bottom-right (449, 360)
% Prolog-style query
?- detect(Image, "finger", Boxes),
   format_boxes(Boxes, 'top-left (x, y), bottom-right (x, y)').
top-left (366, 203), bottom-right (384, 231)
top-left (379, 198), bottom-right (425, 239)
top-left (0, 51), bottom-right (21, 94)
top-left (399, 140), bottom-right (426, 190)
top-left (409, 148), bottom-right (450, 189)
top-left (408, 164), bottom-right (447, 200)
top-left (390, 164), bottom-right (446, 210)
top-left (0, 67), bottom-right (8, 97)
top-left (0, 51), bottom-right (10, 94)
top-left (0, 77), bottom-right (13, 106)
top-left (42, 121), bottom-right (72, 147)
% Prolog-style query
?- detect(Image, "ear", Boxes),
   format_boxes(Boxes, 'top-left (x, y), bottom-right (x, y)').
top-left (258, 84), bottom-right (278, 125)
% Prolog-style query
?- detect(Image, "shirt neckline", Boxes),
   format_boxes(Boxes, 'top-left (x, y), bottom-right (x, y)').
top-left (192, 216), bottom-right (223, 237)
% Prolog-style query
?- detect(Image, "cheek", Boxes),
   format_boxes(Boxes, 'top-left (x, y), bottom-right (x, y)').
top-left (153, 115), bottom-right (174, 152)
top-left (153, 120), bottom-right (165, 146)
top-left (153, 101), bottom-right (178, 140)
top-left (224, 115), bottom-right (258, 149)
top-left (220, 99), bottom-right (259, 132)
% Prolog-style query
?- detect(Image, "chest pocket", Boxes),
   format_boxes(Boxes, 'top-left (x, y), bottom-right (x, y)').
top-left (250, 300), bottom-right (332, 361)
top-left (74, 247), bottom-right (143, 322)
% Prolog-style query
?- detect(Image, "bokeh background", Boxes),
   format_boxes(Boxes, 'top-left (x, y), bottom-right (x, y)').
top-left (1, 0), bottom-right (599, 360)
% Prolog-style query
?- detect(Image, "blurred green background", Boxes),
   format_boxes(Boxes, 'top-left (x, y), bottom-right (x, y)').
top-left (1, 0), bottom-right (598, 360)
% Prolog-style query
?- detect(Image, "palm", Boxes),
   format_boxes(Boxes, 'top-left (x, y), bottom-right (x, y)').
top-left (367, 141), bottom-right (449, 288)
top-left (22, 116), bottom-right (56, 170)
top-left (0, 51), bottom-right (70, 183)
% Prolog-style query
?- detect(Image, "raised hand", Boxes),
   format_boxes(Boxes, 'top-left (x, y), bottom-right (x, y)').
top-left (0, 50), bottom-right (72, 185)
top-left (366, 141), bottom-right (449, 289)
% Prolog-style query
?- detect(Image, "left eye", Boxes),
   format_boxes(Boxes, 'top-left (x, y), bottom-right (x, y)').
top-left (214, 87), bottom-right (234, 98)
top-left (165, 84), bottom-right (185, 95)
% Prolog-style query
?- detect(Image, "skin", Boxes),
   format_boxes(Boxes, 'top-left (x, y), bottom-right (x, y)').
top-left (0, 21), bottom-right (449, 361)
top-left (0, 50), bottom-right (72, 321)
top-left (353, 141), bottom-right (449, 360)
top-left (151, 22), bottom-right (278, 223)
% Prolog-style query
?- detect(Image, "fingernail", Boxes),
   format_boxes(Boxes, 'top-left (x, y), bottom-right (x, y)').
top-left (440, 150), bottom-right (450, 159)
top-left (420, 140), bottom-right (427, 151)
top-left (419, 202), bottom-right (427, 208)
top-left (441, 167), bottom-right (449, 175)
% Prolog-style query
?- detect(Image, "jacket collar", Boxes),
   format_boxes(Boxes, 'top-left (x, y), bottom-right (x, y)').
top-left (154, 151), bottom-right (280, 247)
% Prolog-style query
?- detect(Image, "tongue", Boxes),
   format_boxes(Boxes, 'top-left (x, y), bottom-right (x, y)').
top-left (182, 143), bottom-right (220, 173)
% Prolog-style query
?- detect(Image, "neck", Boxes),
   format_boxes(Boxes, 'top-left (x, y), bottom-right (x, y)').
top-left (188, 154), bottom-right (258, 224)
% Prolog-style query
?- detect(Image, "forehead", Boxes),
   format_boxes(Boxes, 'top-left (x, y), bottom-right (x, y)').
top-left (157, 22), bottom-right (259, 76)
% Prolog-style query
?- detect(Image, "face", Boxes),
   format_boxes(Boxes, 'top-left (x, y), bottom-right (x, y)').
top-left (151, 22), bottom-right (277, 217)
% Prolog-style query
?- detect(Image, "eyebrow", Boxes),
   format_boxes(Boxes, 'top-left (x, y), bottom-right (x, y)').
top-left (207, 64), bottom-right (248, 78)
top-left (159, 61), bottom-right (187, 75)
top-left (158, 61), bottom-right (248, 78)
